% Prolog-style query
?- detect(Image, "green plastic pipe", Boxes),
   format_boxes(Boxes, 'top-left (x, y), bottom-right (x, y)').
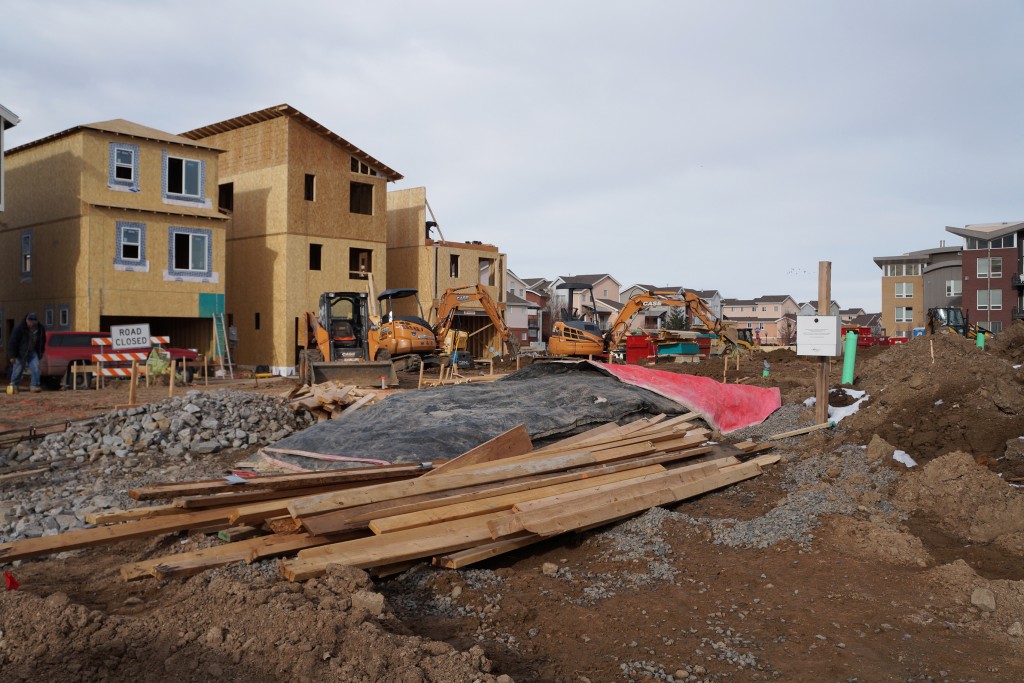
top-left (976, 332), bottom-right (985, 349)
top-left (842, 331), bottom-right (857, 385)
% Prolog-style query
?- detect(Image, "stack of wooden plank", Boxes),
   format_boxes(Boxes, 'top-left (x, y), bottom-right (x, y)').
top-left (0, 414), bottom-right (776, 584)
top-left (284, 381), bottom-right (379, 422)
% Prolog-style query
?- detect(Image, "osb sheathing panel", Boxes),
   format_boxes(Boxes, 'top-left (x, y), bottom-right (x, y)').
top-left (78, 130), bottom-right (222, 218)
top-left (226, 232), bottom-right (386, 367)
top-left (286, 118), bottom-right (388, 244)
top-left (86, 208), bottom-right (225, 321)
top-left (387, 187), bottom-right (427, 248)
top-left (3, 133), bottom-right (84, 228)
top-left (0, 216), bottom-right (81, 321)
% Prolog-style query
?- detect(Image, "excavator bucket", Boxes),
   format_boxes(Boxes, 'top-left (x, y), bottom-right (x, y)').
top-left (308, 359), bottom-right (398, 388)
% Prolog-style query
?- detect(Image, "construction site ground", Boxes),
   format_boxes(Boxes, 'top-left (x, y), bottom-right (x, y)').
top-left (1, 329), bottom-right (1023, 682)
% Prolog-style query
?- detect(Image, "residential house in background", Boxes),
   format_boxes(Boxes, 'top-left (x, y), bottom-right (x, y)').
top-left (873, 243), bottom-right (962, 337)
top-left (850, 312), bottom-right (883, 337)
top-left (839, 307), bottom-right (865, 323)
top-left (0, 104), bottom-right (19, 216)
top-left (798, 300), bottom-right (841, 316)
top-left (945, 223), bottom-right (1018, 333)
top-left (386, 186), bottom-right (508, 358)
top-left (722, 295), bottom-right (800, 345)
top-left (507, 270), bottom-right (543, 345)
top-left (617, 284), bottom-right (720, 332)
top-left (181, 104), bottom-right (402, 373)
top-left (1, 119), bottom-right (226, 362)
top-left (550, 274), bottom-right (621, 330)
top-left (520, 277), bottom-right (554, 341)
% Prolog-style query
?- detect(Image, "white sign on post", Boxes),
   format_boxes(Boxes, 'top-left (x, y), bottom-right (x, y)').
top-left (796, 316), bottom-right (842, 356)
top-left (110, 324), bottom-right (152, 351)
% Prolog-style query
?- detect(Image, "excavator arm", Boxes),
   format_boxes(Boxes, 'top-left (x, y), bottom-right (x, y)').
top-left (604, 292), bottom-right (744, 354)
top-left (435, 285), bottom-right (521, 356)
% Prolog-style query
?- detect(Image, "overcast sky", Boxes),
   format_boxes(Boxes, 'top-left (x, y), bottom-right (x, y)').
top-left (4, 1), bottom-right (1023, 311)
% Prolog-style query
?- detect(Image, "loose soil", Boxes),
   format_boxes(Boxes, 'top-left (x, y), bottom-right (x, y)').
top-left (1, 331), bottom-right (1023, 682)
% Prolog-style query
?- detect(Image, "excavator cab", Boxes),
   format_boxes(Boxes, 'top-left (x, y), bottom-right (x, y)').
top-left (375, 289), bottom-right (438, 363)
top-left (548, 282), bottom-right (606, 357)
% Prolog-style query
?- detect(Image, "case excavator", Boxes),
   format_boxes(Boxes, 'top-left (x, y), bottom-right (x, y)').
top-left (548, 286), bottom-right (749, 359)
top-left (433, 284), bottom-right (521, 358)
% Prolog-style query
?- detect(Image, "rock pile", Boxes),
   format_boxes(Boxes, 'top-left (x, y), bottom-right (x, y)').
top-left (0, 390), bottom-right (313, 542)
top-left (1, 389), bottom-right (312, 466)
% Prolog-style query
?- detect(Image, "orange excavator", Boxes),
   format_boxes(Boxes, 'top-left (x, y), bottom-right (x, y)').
top-left (434, 284), bottom-right (520, 357)
top-left (549, 287), bottom-right (747, 358)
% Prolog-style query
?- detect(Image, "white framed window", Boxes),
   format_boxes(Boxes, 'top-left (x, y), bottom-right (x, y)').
top-left (164, 152), bottom-right (205, 201)
top-left (114, 148), bottom-right (135, 182)
top-left (20, 231), bottom-right (31, 276)
top-left (120, 224), bottom-right (142, 261)
top-left (167, 227), bottom-right (213, 281)
top-left (978, 257), bottom-right (1003, 278)
top-left (44, 306), bottom-right (55, 327)
top-left (108, 142), bottom-right (140, 191)
top-left (977, 290), bottom-right (995, 310)
top-left (59, 305), bottom-right (70, 328)
top-left (895, 306), bottom-right (913, 322)
top-left (990, 320), bottom-right (1003, 333)
top-left (895, 282), bottom-right (913, 298)
top-left (945, 280), bottom-right (962, 297)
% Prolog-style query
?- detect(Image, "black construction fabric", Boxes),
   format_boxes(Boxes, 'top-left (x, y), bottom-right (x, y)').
top-left (268, 363), bottom-right (685, 470)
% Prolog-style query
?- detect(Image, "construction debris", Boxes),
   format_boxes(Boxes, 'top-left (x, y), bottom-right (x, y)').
top-left (0, 414), bottom-right (774, 583)
top-left (284, 381), bottom-right (381, 422)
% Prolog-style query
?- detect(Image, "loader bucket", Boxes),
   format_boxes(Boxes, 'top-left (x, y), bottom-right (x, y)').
top-left (310, 361), bottom-right (399, 388)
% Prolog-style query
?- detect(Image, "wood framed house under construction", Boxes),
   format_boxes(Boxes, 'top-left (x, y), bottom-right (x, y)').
top-left (181, 105), bottom-right (402, 374)
top-left (387, 187), bottom-right (509, 359)
top-left (1, 119), bottom-right (226, 355)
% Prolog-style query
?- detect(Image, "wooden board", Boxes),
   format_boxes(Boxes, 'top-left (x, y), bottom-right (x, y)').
top-left (282, 512), bottom-right (513, 581)
top-left (433, 533), bottom-right (542, 569)
top-left (422, 424), bottom-right (533, 478)
top-left (367, 465), bottom-right (667, 535)
top-left (0, 508), bottom-right (233, 562)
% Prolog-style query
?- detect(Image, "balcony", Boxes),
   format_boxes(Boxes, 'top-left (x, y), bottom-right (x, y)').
top-left (1012, 273), bottom-right (1024, 288)
top-left (1013, 307), bottom-right (1024, 320)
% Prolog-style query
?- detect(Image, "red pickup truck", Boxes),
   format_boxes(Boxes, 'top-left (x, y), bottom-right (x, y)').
top-left (40, 331), bottom-right (199, 388)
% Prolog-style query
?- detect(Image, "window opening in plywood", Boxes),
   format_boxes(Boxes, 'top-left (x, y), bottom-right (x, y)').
top-left (349, 248), bottom-right (372, 279)
top-left (310, 243), bottom-right (322, 271)
top-left (218, 182), bottom-right (234, 212)
top-left (450, 254), bottom-right (460, 278)
top-left (479, 258), bottom-right (494, 286)
top-left (350, 182), bottom-right (373, 215)
top-left (304, 174), bottom-right (315, 201)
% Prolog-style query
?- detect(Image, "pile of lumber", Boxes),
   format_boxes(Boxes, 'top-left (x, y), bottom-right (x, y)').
top-left (284, 381), bottom-right (379, 422)
top-left (0, 414), bottom-right (776, 583)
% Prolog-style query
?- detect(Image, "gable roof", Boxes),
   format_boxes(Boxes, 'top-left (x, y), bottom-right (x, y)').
top-left (756, 294), bottom-right (794, 303)
top-left (8, 118), bottom-right (224, 156)
top-left (506, 292), bottom-right (539, 308)
top-left (851, 313), bottom-right (881, 326)
top-left (557, 273), bottom-right (621, 288)
top-left (181, 103), bottom-right (402, 181)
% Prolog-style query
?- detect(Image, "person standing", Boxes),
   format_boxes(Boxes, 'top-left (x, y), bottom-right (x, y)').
top-left (7, 312), bottom-right (46, 393)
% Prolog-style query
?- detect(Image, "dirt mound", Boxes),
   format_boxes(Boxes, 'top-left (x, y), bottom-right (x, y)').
top-left (924, 560), bottom-right (1024, 638)
top-left (894, 451), bottom-right (1024, 543)
top-left (0, 564), bottom-right (503, 682)
top-left (846, 333), bottom-right (1024, 463)
top-left (822, 517), bottom-right (932, 567)
top-left (987, 320), bottom-right (1024, 363)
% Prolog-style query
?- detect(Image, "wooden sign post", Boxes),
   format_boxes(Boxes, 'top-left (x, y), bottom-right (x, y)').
top-left (815, 262), bottom-right (832, 424)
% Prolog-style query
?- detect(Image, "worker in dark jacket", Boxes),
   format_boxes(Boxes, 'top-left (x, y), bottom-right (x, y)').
top-left (7, 312), bottom-right (46, 393)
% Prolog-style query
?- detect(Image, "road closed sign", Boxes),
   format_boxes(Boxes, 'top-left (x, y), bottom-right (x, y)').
top-left (110, 324), bottom-right (152, 351)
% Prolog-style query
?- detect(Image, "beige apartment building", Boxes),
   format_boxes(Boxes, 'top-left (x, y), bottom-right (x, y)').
top-left (873, 245), bottom-right (962, 338)
top-left (182, 105), bottom-right (402, 373)
top-left (1, 119), bottom-right (226, 357)
top-left (386, 187), bottom-right (509, 357)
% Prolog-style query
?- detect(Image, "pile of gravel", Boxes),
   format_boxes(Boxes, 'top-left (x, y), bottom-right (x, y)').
top-left (0, 390), bottom-right (313, 542)
top-left (675, 444), bottom-right (899, 549)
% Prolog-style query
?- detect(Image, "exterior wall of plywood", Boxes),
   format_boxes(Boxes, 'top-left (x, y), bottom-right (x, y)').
top-left (1, 128), bottom-right (225, 361)
top-left (195, 115), bottom-right (390, 372)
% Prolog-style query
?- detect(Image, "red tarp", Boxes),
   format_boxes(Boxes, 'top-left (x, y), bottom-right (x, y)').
top-left (587, 361), bottom-right (781, 434)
